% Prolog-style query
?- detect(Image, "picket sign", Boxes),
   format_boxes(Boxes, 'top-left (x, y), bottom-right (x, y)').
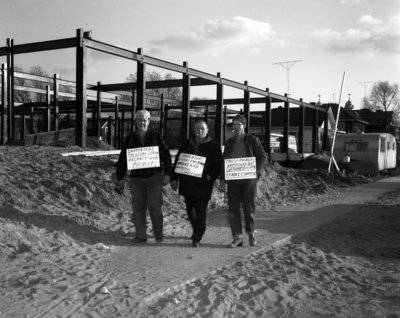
top-left (126, 146), bottom-right (160, 170)
top-left (224, 157), bottom-right (256, 180)
top-left (174, 153), bottom-right (206, 178)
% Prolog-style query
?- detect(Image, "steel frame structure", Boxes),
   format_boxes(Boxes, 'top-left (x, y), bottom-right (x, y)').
top-left (0, 28), bottom-right (328, 155)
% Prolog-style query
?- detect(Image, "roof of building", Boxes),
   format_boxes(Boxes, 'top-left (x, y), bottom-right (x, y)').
top-left (354, 109), bottom-right (394, 125)
top-left (251, 107), bottom-right (326, 127)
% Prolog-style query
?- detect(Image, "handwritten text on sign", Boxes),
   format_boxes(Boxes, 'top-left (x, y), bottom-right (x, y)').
top-left (127, 146), bottom-right (160, 170)
top-left (175, 153), bottom-right (206, 178)
top-left (224, 157), bottom-right (256, 180)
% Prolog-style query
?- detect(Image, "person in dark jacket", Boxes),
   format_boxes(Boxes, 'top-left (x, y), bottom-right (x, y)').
top-left (220, 114), bottom-right (267, 248)
top-left (115, 109), bottom-right (172, 244)
top-left (170, 120), bottom-right (222, 247)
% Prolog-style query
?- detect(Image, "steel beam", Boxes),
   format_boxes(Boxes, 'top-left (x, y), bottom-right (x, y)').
top-left (0, 38), bottom-right (76, 56)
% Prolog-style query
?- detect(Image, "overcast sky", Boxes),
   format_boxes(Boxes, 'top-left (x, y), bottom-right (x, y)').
top-left (1, 0), bottom-right (399, 108)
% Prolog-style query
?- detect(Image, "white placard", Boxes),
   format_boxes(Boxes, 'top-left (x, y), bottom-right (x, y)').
top-left (174, 153), bottom-right (206, 178)
top-left (127, 146), bottom-right (160, 170)
top-left (224, 157), bottom-right (256, 180)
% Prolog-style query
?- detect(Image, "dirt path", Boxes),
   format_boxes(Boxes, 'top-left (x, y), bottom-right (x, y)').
top-left (2, 176), bottom-right (399, 318)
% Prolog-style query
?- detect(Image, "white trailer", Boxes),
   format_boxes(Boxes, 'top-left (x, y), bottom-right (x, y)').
top-left (333, 133), bottom-right (397, 173)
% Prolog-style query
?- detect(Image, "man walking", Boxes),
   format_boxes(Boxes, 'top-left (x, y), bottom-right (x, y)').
top-left (220, 114), bottom-right (267, 247)
top-left (115, 109), bottom-right (172, 243)
top-left (171, 120), bottom-right (222, 247)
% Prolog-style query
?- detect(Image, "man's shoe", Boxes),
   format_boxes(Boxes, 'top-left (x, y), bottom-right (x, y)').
top-left (228, 237), bottom-right (243, 248)
top-left (192, 241), bottom-right (200, 247)
top-left (249, 233), bottom-right (257, 247)
top-left (155, 233), bottom-right (164, 243)
top-left (132, 237), bottom-right (147, 243)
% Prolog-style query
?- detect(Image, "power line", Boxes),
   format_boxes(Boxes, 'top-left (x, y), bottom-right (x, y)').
top-left (272, 59), bottom-right (303, 96)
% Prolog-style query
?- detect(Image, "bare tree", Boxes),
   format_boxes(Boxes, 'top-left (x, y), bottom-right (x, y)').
top-left (369, 81), bottom-right (399, 110)
top-left (122, 71), bottom-right (182, 103)
top-left (14, 65), bottom-right (50, 103)
top-left (366, 81), bottom-right (400, 132)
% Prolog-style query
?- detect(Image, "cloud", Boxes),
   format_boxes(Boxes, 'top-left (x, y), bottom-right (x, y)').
top-left (358, 14), bottom-right (383, 26)
top-left (340, 0), bottom-right (361, 4)
top-left (311, 28), bottom-right (372, 51)
top-left (310, 14), bottom-right (400, 54)
top-left (149, 16), bottom-right (283, 55)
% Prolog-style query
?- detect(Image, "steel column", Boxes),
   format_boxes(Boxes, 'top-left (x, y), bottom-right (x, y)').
top-left (7, 39), bottom-right (15, 140)
top-left (264, 88), bottom-right (271, 154)
top-left (96, 81), bottom-right (102, 138)
top-left (181, 61), bottom-right (190, 141)
top-left (21, 113), bottom-right (25, 140)
top-left (215, 73), bottom-right (224, 146)
top-left (29, 106), bottom-right (34, 134)
top-left (75, 28), bottom-right (87, 148)
top-left (243, 81), bottom-right (250, 133)
top-left (159, 94), bottom-right (164, 136)
top-left (53, 73), bottom-right (59, 131)
top-left (136, 48), bottom-right (145, 110)
top-left (131, 86), bottom-right (135, 131)
top-left (1, 63), bottom-right (7, 144)
top-left (223, 105), bottom-right (227, 143)
top-left (283, 93), bottom-right (290, 154)
top-left (45, 86), bottom-right (51, 131)
top-left (121, 103), bottom-right (125, 145)
top-left (114, 96), bottom-right (119, 148)
top-left (312, 106), bottom-right (318, 153)
top-left (298, 99), bottom-right (305, 154)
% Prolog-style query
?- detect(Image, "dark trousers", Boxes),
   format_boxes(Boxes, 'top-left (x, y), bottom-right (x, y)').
top-left (184, 196), bottom-right (209, 242)
top-left (130, 172), bottom-right (163, 239)
top-left (227, 179), bottom-right (257, 237)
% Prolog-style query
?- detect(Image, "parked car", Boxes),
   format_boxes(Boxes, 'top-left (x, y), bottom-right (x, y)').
top-left (254, 133), bottom-right (298, 153)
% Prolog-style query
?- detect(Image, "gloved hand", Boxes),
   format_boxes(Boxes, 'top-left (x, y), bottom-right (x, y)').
top-left (170, 179), bottom-right (178, 191)
top-left (114, 180), bottom-right (125, 195)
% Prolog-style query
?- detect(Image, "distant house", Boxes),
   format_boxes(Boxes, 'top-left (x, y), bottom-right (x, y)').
top-left (353, 109), bottom-right (398, 138)
top-left (328, 104), bottom-right (369, 134)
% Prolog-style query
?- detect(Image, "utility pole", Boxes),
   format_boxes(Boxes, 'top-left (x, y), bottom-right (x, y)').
top-left (358, 81), bottom-right (373, 99)
top-left (272, 59), bottom-right (303, 96)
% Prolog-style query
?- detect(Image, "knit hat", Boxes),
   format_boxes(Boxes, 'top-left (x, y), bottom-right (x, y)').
top-left (136, 109), bottom-right (151, 120)
top-left (232, 114), bottom-right (247, 126)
